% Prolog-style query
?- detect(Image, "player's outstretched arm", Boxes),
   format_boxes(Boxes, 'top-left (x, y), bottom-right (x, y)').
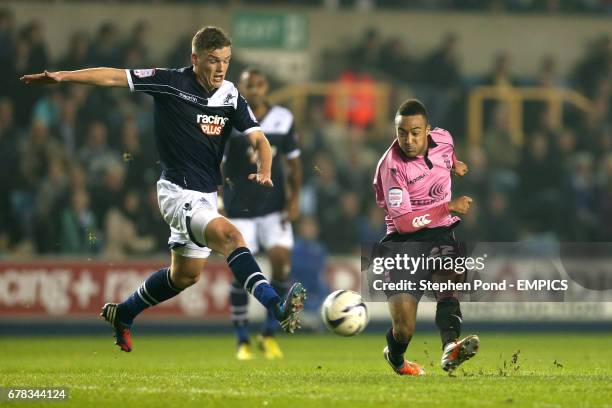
top-left (247, 130), bottom-right (273, 187)
top-left (20, 68), bottom-right (128, 87)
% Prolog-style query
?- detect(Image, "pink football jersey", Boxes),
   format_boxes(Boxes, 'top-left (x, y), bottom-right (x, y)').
top-left (373, 127), bottom-right (461, 235)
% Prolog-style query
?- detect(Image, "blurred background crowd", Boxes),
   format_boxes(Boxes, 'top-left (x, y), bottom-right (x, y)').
top-left (49, 0), bottom-right (612, 14)
top-left (0, 2), bottom-right (611, 260)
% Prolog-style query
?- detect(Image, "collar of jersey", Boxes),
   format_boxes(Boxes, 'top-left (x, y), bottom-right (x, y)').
top-left (188, 66), bottom-right (218, 99)
top-left (394, 136), bottom-right (437, 169)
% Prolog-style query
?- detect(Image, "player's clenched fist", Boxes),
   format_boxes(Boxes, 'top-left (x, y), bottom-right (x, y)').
top-left (449, 196), bottom-right (473, 214)
top-left (452, 160), bottom-right (468, 177)
top-left (248, 172), bottom-right (274, 187)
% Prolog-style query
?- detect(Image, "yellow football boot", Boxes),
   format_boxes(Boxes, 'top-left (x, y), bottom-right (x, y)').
top-left (236, 343), bottom-right (255, 361)
top-left (257, 335), bottom-right (284, 359)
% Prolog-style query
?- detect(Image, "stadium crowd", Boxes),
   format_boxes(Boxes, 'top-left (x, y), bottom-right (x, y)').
top-left (0, 7), bottom-right (611, 259)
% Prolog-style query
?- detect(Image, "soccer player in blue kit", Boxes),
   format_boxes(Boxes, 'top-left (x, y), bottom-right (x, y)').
top-left (21, 26), bottom-right (307, 352)
top-left (222, 69), bottom-right (302, 360)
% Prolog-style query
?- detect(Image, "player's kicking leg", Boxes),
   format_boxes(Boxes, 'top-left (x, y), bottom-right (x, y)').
top-left (101, 191), bottom-right (305, 352)
top-left (201, 217), bottom-right (306, 333)
top-left (436, 296), bottom-right (480, 372)
top-left (433, 273), bottom-right (479, 372)
top-left (384, 293), bottom-right (425, 376)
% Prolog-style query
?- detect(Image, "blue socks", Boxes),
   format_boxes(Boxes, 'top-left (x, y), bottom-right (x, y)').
top-left (115, 248), bottom-right (280, 333)
top-left (230, 280), bottom-right (250, 344)
top-left (116, 267), bottom-right (182, 325)
top-left (262, 279), bottom-right (290, 336)
top-left (227, 247), bottom-right (280, 308)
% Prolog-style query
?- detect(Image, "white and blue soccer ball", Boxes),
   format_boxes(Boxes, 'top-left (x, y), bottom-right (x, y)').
top-left (321, 290), bottom-right (369, 336)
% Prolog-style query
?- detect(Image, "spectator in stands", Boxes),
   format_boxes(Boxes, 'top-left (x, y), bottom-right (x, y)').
top-left (0, 8), bottom-right (16, 100)
top-left (20, 119), bottom-right (64, 191)
top-left (323, 192), bottom-right (360, 254)
top-left (418, 32), bottom-right (462, 123)
top-left (358, 204), bottom-right (386, 243)
top-left (122, 20), bottom-right (152, 66)
top-left (484, 51), bottom-right (516, 87)
top-left (536, 55), bottom-right (563, 88)
top-left (564, 152), bottom-right (598, 240)
top-left (165, 32), bottom-right (192, 68)
top-left (596, 152), bottom-right (612, 239)
top-left (483, 103), bottom-right (520, 171)
top-left (55, 98), bottom-right (79, 155)
top-left (312, 151), bottom-right (342, 232)
top-left (518, 131), bottom-right (563, 234)
top-left (378, 37), bottom-right (415, 83)
top-left (0, 97), bottom-right (20, 246)
top-left (557, 128), bottom-right (578, 163)
top-left (59, 31), bottom-right (91, 71)
top-left (484, 189), bottom-right (518, 241)
top-left (119, 116), bottom-right (157, 189)
top-left (35, 157), bottom-right (69, 253)
top-left (60, 188), bottom-right (99, 254)
top-left (291, 216), bottom-right (329, 323)
top-left (21, 21), bottom-right (48, 74)
top-left (78, 120), bottom-right (120, 180)
top-left (32, 88), bottom-right (63, 128)
top-left (571, 35), bottom-right (611, 98)
top-left (1, 6), bottom-right (611, 253)
top-left (88, 22), bottom-right (120, 67)
top-left (103, 189), bottom-right (155, 259)
top-left (420, 33), bottom-right (461, 89)
top-left (456, 200), bottom-right (485, 241)
top-left (348, 28), bottom-right (382, 74)
top-left (89, 161), bottom-right (126, 224)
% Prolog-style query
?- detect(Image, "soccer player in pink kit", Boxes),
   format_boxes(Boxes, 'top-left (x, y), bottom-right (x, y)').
top-left (373, 99), bottom-right (480, 376)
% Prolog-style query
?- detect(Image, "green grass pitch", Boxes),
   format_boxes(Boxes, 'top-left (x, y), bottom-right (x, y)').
top-left (1, 332), bottom-right (611, 407)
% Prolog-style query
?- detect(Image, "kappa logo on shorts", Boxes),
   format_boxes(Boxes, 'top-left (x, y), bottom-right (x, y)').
top-left (411, 214), bottom-right (431, 228)
top-left (197, 114), bottom-right (229, 136)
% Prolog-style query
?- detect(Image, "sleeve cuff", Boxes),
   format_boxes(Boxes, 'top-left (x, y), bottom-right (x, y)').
top-left (125, 69), bottom-right (134, 92)
top-left (286, 149), bottom-right (301, 160)
top-left (242, 126), bottom-right (262, 135)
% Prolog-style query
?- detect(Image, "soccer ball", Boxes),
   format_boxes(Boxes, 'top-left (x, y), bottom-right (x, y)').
top-left (321, 290), bottom-right (369, 336)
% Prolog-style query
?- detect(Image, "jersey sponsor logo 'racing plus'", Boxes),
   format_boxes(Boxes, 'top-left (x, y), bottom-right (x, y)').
top-left (197, 114), bottom-right (229, 136)
top-left (411, 214), bottom-right (431, 228)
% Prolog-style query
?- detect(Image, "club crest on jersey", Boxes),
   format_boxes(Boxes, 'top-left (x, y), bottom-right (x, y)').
top-left (197, 114), bottom-right (229, 136)
top-left (134, 69), bottom-right (156, 78)
top-left (442, 154), bottom-right (452, 170)
top-left (223, 93), bottom-right (235, 105)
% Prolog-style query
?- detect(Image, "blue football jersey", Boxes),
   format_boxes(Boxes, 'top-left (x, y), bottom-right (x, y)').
top-left (223, 105), bottom-right (300, 218)
top-left (126, 67), bottom-right (260, 193)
